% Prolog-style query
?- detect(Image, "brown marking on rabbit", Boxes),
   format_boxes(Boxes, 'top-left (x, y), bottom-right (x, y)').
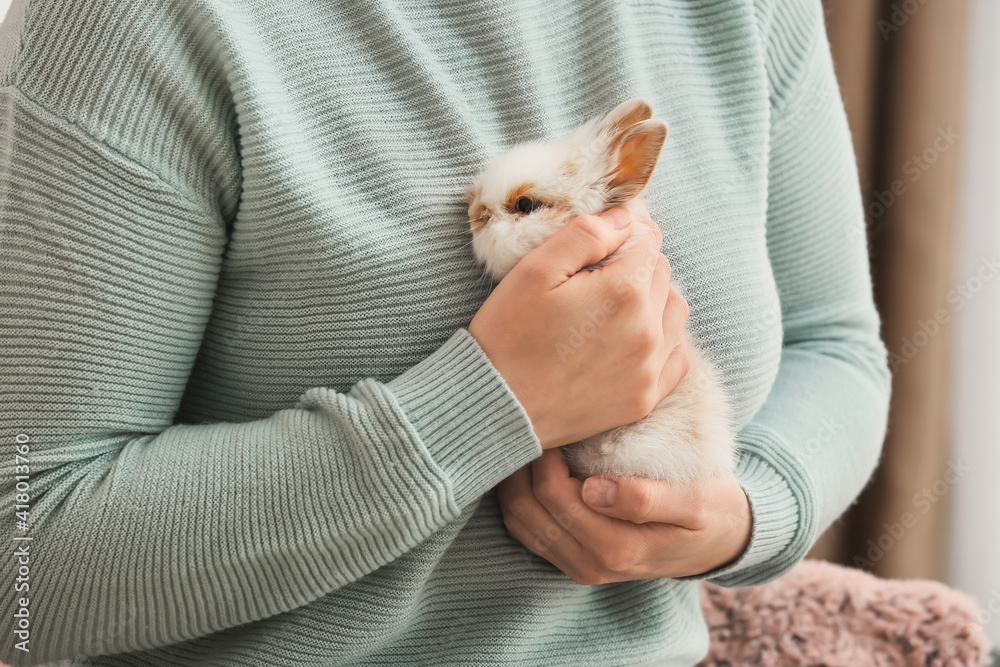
top-left (468, 202), bottom-right (491, 233)
top-left (465, 98), bottom-right (737, 483)
top-left (503, 182), bottom-right (538, 213)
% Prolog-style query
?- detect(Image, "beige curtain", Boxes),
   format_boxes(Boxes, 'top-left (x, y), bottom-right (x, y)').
top-left (808, 0), bottom-right (968, 581)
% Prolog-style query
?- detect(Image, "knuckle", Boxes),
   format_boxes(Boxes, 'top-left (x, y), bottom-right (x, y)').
top-left (657, 253), bottom-right (671, 280)
top-left (635, 210), bottom-right (658, 237)
top-left (637, 359), bottom-right (663, 394)
top-left (685, 488), bottom-right (709, 525)
top-left (641, 356), bottom-right (665, 388)
top-left (507, 499), bottom-right (532, 520)
top-left (674, 292), bottom-right (690, 321)
top-left (627, 388), bottom-right (659, 422)
top-left (673, 341), bottom-right (691, 377)
top-left (625, 401), bottom-right (648, 424)
top-left (632, 483), bottom-right (658, 523)
top-left (620, 400), bottom-right (640, 424)
top-left (644, 359), bottom-right (664, 386)
top-left (574, 568), bottom-right (611, 586)
top-left (616, 280), bottom-right (646, 310)
top-left (639, 209), bottom-right (659, 231)
top-left (502, 516), bottom-right (526, 544)
top-left (572, 214), bottom-right (607, 245)
top-left (644, 386), bottom-right (664, 413)
top-left (677, 349), bottom-right (691, 379)
top-left (533, 484), bottom-right (557, 508)
top-left (646, 222), bottom-right (663, 248)
top-left (599, 547), bottom-right (636, 573)
top-left (595, 554), bottom-right (619, 573)
top-left (632, 327), bottom-right (659, 356)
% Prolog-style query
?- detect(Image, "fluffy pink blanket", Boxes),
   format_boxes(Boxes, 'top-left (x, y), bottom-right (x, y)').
top-left (698, 559), bottom-right (992, 666)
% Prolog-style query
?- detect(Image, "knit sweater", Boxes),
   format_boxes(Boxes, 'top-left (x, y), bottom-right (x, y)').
top-left (0, 0), bottom-right (891, 664)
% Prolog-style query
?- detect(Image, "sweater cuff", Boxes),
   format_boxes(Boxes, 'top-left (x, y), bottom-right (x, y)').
top-left (386, 328), bottom-right (543, 509)
top-left (681, 422), bottom-right (818, 587)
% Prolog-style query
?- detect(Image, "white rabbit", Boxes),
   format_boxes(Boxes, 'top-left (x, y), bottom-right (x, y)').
top-left (465, 97), bottom-right (737, 483)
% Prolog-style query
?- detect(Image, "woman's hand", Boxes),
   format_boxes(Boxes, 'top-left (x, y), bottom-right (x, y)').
top-left (469, 206), bottom-right (691, 450)
top-left (496, 448), bottom-right (752, 584)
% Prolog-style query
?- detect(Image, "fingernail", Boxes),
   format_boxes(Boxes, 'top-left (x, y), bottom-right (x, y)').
top-left (602, 206), bottom-right (632, 230)
top-left (583, 478), bottom-right (618, 508)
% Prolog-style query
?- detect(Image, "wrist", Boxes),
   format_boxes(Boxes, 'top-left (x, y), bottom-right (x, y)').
top-left (467, 323), bottom-right (559, 450)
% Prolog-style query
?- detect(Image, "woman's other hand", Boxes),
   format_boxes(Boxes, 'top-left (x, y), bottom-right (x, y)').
top-left (496, 448), bottom-right (753, 583)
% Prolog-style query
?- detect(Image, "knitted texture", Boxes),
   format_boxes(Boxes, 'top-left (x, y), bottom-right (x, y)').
top-left (0, 0), bottom-right (891, 664)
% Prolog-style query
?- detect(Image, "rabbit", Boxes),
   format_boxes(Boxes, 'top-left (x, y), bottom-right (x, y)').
top-left (465, 97), bottom-right (737, 483)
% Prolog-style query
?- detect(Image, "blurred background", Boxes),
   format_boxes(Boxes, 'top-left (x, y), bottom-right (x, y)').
top-left (0, 0), bottom-right (995, 652)
top-left (809, 0), bottom-right (1000, 647)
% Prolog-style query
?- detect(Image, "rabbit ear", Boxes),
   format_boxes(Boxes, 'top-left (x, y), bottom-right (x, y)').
top-left (598, 97), bottom-right (653, 137)
top-left (606, 118), bottom-right (668, 203)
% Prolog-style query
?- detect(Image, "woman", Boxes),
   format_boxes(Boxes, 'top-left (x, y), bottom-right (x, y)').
top-left (0, 0), bottom-right (891, 664)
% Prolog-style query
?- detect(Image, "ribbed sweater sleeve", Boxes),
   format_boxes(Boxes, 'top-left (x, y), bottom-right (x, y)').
top-left (694, 0), bottom-right (892, 586)
top-left (0, 71), bottom-right (541, 667)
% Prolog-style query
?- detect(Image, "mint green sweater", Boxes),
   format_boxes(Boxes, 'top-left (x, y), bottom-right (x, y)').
top-left (0, 0), bottom-right (891, 664)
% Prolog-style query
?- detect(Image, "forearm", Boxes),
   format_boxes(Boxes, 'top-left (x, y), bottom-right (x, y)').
top-left (0, 89), bottom-right (541, 663)
top-left (3, 336), bottom-right (540, 664)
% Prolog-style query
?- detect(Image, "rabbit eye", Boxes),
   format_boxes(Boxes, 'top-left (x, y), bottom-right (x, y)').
top-left (516, 197), bottom-right (544, 214)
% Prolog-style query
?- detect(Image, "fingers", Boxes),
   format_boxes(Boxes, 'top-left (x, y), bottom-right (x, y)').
top-left (661, 285), bottom-right (689, 347)
top-left (497, 462), bottom-right (586, 553)
top-left (599, 226), bottom-right (662, 294)
top-left (501, 451), bottom-right (741, 583)
top-left (496, 464), bottom-right (533, 510)
top-left (635, 208), bottom-right (663, 249)
top-left (520, 207), bottom-right (634, 285)
top-left (527, 450), bottom-right (639, 560)
top-left (581, 474), bottom-right (710, 526)
top-left (657, 338), bottom-right (691, 399)
top-left (501, 510), bottom-right (610, 584)
top-left (497, 460), bottom-right (591, 573)
top-left (581, 476), bottom-right (667, 523)
top-left (649, 285), bottom-right (690, 401)
top-left (649, 253), bottom-right (671, 307)
top-left (499, 511), bottom-right (550, 559)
